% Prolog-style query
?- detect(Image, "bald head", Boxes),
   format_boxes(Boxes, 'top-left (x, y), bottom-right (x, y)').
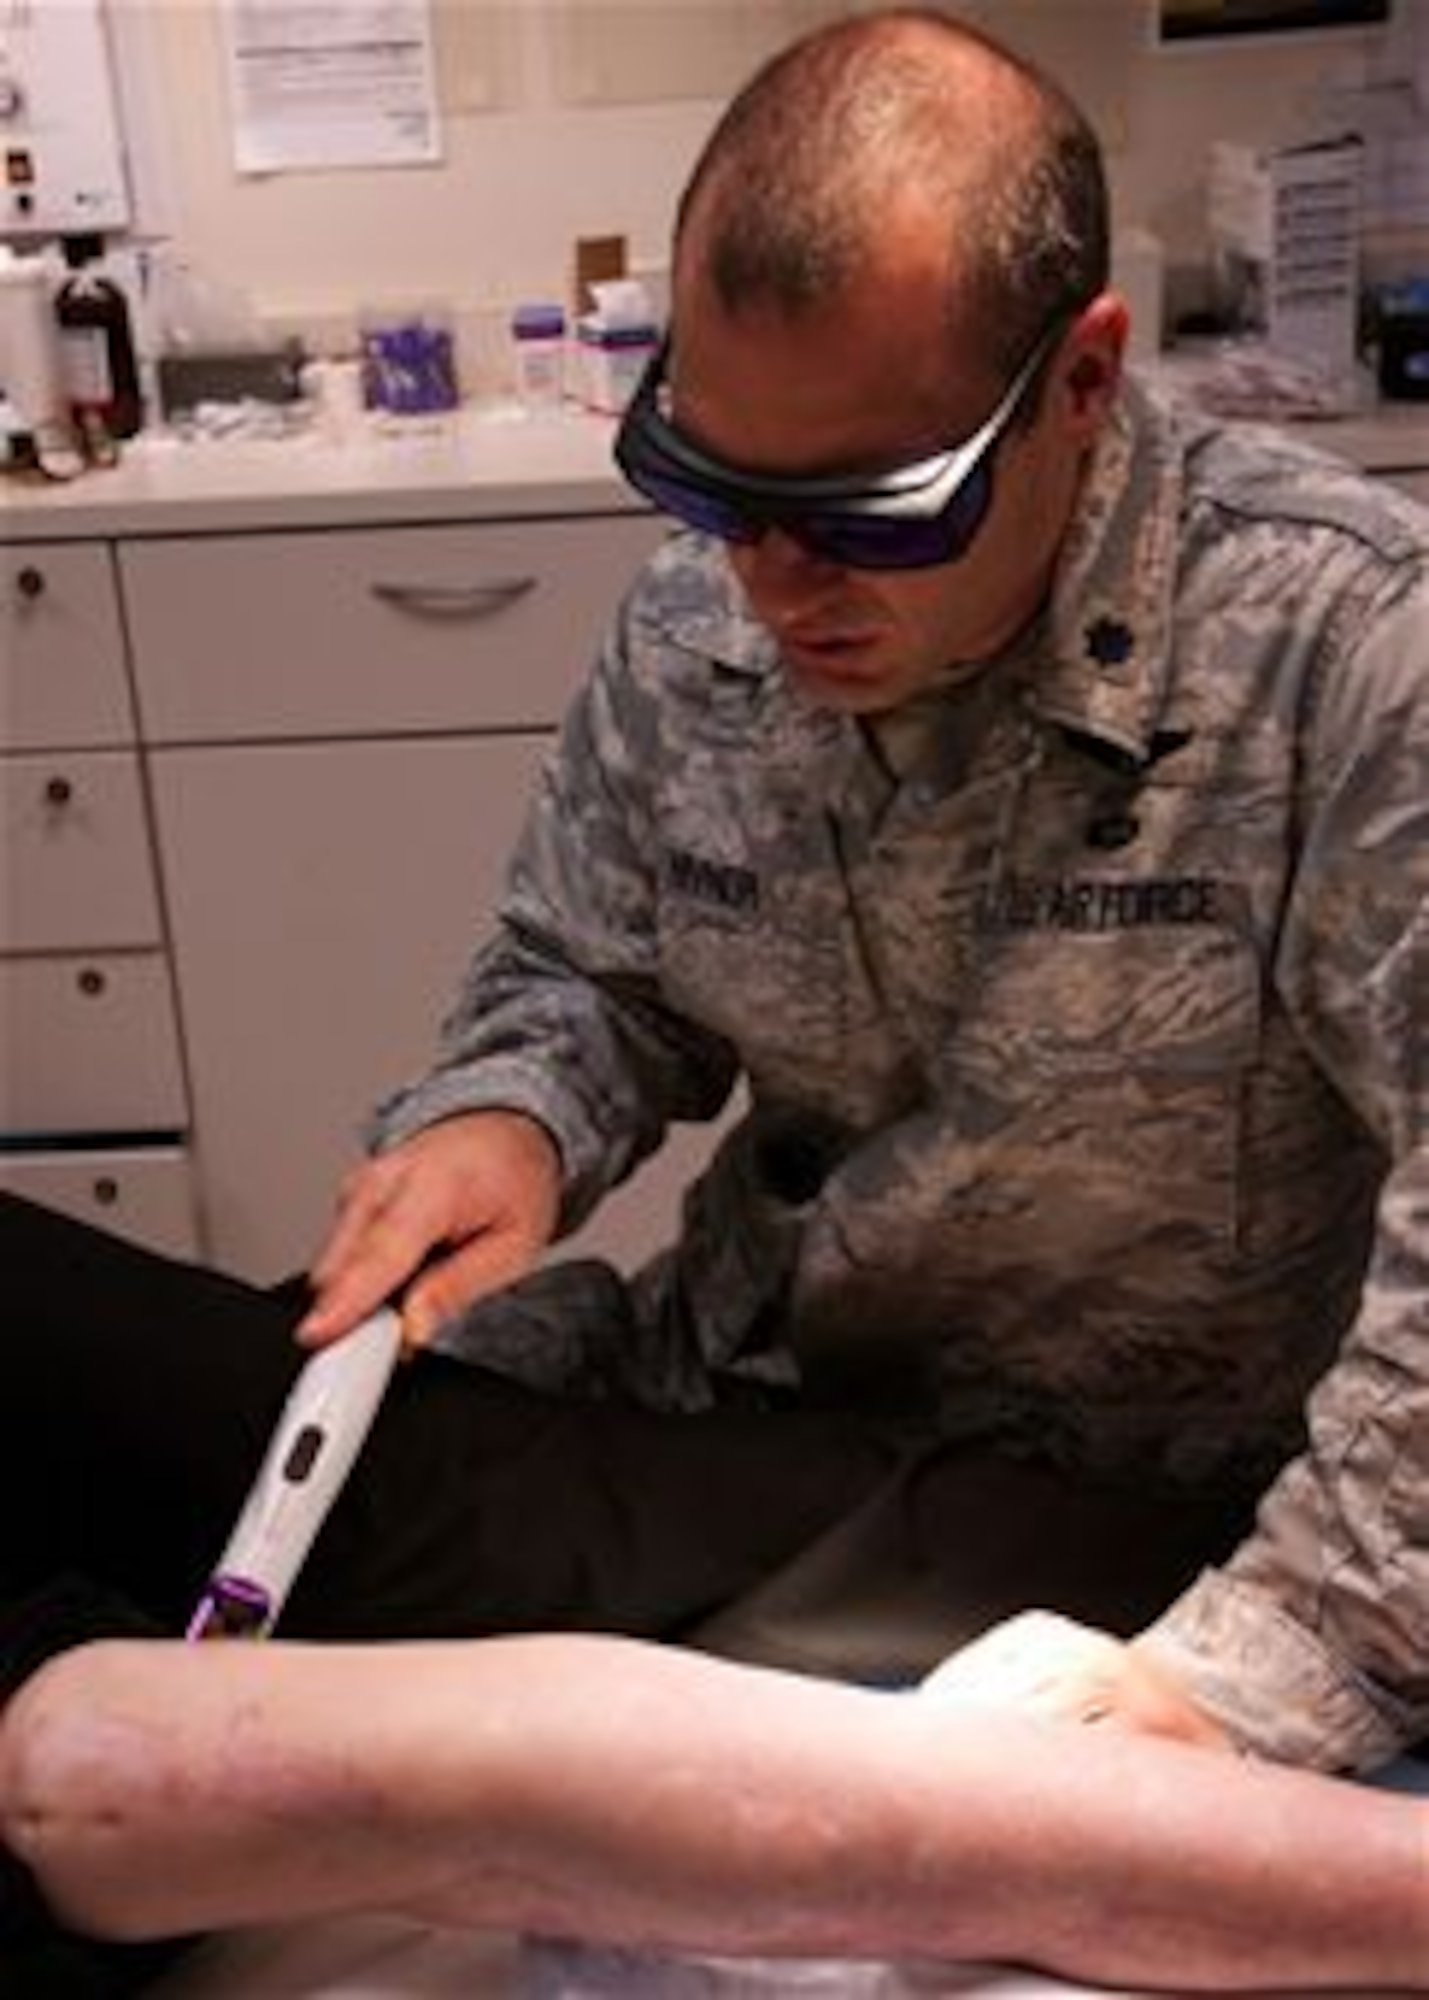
top-left (675, 8), bottom-right (1107, 377)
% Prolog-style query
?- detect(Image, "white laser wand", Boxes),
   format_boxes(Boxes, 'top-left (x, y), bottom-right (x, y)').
top-left (187, 1306), bottom-right (403, 1641)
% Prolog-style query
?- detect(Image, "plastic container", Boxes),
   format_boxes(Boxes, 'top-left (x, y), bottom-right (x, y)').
top-left (0, 246), bottom-right (83, 477)
top-left (359, 310), bottom-right (459, 416)
top-left (510, 302), bottom-right (566, 412)
top-left (0, 248), bottom-right (68, 433)
top-left (54, 232), bottom-right (142, 441)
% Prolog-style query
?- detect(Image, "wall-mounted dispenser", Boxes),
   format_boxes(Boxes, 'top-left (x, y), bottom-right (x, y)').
top-left (0, 0), bottom-right (131, 245)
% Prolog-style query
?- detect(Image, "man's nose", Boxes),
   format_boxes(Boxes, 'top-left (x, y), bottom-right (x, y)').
top-left (733, 525), bottom-right (843, 597)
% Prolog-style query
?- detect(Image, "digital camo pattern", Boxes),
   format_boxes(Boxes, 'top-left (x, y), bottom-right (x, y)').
top-left (373, 375), bottom-right (1429, 1769)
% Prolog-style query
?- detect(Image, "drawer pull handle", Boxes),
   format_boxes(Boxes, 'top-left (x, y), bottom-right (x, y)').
top-left (77, 967), bottom-right (107, 998)
top-left (368, 577), bottom-right (537, 620)
top-left (44, 775), bottom-right (73, 809)
top-left (16, 564), bottom-right (45, 601)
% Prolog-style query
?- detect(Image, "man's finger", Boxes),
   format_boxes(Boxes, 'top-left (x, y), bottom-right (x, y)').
top-left (400, 1228), bottom-right (539, 1348)
top-left (298, 1209), bottom-right (433, 1346)
top-left (306, 1164), bottom-right (400, 1292)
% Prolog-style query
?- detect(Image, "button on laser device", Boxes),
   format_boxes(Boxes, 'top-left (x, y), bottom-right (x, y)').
top-left (282, 1425), bottom-right (325, 1483)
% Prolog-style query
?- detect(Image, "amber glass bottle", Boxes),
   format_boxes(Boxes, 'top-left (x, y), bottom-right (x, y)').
top-left (55, 233), bottom-right (143, 441)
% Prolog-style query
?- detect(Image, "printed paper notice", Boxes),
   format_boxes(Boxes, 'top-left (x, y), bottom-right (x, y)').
top-left (222, 0), bottom-right (441, 173)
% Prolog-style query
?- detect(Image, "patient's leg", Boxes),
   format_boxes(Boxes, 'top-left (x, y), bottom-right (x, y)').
top-left (4, 1635), bottom-right (1426, 1994)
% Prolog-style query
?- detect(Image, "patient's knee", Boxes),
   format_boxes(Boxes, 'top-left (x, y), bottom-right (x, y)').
top-left (0, 1640), bottom-right (163, 1938)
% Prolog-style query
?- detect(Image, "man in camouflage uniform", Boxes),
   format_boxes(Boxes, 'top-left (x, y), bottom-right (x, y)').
top-left (300, 7), bottom-right (1428, 1776)
top-left (2, 8), bottom-right (1425, 1797)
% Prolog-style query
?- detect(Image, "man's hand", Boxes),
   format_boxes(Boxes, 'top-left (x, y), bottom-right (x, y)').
top-left (297, 1110), bottom-right (563, 1351)
top-left (918, 1609), bottom-right (1233, 1751)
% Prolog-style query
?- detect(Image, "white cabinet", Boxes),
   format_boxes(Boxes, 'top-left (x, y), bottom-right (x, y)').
top-left (122, 510), bottom-right (691, 1284)
top-left (148, 734), bottom-right (549, 1280)
top-left (0, 543), bottom-right (198, 1255)
top-left (4, 489), bottom-right (708, 1284)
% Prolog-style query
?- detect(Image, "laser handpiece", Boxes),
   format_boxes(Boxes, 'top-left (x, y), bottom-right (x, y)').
top-left (187, 1307), bottom-right (403, 1642)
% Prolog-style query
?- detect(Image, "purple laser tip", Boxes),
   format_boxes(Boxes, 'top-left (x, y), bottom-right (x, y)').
top-left (186, 1574), bottom-right (273, 1643)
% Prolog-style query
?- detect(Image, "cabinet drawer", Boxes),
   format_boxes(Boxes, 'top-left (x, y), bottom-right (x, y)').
top-left (120, 515), bottom-right (663, 742)
top-left (0, 1144), bottom-right (199, 1259)
top-left (0, 542), bottom-right (133, 751)
top-left (0, 750), bottom-right (162, 951)
top-left (0, 953), bottom-right (187, 1135)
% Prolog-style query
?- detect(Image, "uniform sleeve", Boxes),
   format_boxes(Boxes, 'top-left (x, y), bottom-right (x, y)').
top-left (369, 577), bottom-right (739, 1238)
top-left (1144, 551), bottom-right (1429, 1773)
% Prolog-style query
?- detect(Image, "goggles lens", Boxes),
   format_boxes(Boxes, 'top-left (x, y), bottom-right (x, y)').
top-left (614, 326), bottom-right (1057, 572)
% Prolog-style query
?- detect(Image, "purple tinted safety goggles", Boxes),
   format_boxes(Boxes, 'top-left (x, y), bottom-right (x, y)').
top-left (614, 324), bottom-right (1061, 571)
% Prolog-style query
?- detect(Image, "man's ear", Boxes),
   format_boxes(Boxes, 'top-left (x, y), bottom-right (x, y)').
top-left (1059, 291), bottom-right (1127, 431)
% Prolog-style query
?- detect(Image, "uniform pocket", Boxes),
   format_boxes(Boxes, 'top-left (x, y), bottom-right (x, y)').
top-left (953, 897), bottom-right (1262, 1255)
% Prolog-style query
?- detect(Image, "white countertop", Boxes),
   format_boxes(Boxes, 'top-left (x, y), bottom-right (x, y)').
top-left (1284, 397), bottom-right (1429, 475)
top-left (0, 404), bottom-right (638, 540)
top-left (1, 395), bottom-right (1424, 544)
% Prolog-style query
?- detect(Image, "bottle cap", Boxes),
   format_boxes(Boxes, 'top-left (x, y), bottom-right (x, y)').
top-left (512, 303), bottom-right (566, 341)
top-left (61, 233), bottom-right (106, 270)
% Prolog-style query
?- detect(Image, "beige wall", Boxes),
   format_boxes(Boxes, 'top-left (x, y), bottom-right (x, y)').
top-left (111, 0), bottom-right (1408, 359)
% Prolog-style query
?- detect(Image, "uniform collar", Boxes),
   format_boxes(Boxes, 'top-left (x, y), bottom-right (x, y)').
top-left (659, 539), bottom-right (780, 676)
top-left (1030, 372), bottom-right (1184, 766)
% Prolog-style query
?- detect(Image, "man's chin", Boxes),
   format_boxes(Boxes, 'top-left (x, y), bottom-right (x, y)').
top-left (781, 645), bottom-right (909, 713)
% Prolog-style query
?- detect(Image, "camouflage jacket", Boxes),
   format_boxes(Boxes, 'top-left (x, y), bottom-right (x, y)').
top-left (374, 376), bottom-right (1429, 1772)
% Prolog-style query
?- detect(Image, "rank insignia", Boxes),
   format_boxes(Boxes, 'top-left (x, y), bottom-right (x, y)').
top-left (1084, 616), bottom-right (1134, 668)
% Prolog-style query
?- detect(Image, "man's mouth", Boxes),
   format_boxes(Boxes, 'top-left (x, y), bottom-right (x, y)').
top-left (779, 625), bottom-right (881, 663)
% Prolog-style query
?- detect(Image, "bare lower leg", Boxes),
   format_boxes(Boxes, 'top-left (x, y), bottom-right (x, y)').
top-left (3, 1636), bottom-right (1426, 1992)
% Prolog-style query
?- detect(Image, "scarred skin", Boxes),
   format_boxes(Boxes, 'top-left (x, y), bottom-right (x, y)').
top-left (3, 1635), bottom-right (1426, 1991)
